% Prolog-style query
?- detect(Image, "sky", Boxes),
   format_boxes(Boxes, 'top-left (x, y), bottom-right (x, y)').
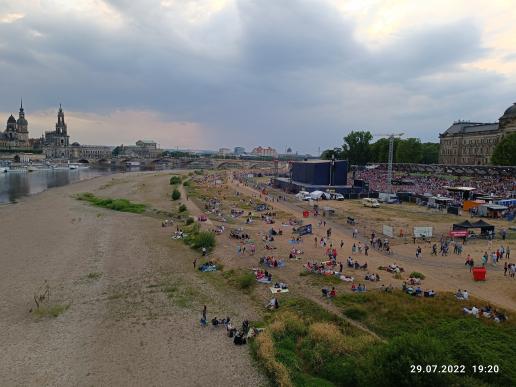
top-left (1, 0), bottom-right (516, 154)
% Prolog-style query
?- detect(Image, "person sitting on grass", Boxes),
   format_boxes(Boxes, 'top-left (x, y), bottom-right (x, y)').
top-left (266, 297), bottom-right (279, 310)
top-left (463, 305), bottom-right (479, 317)
top-left (212, 317), bottom-right (220, 327)
top-left (351, 283), bottom-right (357, 292)
top-left (329, 287), bottom-right (336, 298)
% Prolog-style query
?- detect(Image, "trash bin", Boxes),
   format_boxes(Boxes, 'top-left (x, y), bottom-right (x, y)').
top-left (472, 266), bottom-right (486, 281)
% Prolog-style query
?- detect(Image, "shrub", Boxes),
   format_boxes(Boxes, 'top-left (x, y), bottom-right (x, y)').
top-left (185, 217), bottom-right (195, 225)
top-left (237, 272), bottom-right (255, 290)
top-left (183, 180), bottom-right (190, 187)
top-left (192, 231), bottom-right (216, 251)
top-left (409, 271), bottom-right (426, 280)
top-left (171, 189), bottom-right (181, 201)
top-left (170, 175), bottom-right (182, 185)
top-left (194, 169), bottom-right (204, 175)
top-left (179, 204), bottom-right (187, 212)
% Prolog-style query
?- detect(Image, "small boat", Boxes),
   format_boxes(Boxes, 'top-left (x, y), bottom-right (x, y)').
top-left (69, 164), bottom-right (79, 170)
top-left (27, 166), bottom-right (37, 172)
top-left (126, 161), bottom-right (141, 167)
top-left (1, 167), bottom-right (8, 173)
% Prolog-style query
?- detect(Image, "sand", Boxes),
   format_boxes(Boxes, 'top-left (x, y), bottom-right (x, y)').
top-left (223, 177), bottom-right (516, 312)
top-left (0, 172), bottom-right (266, 387)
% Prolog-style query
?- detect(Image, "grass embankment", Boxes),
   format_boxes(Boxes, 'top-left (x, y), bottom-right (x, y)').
top-left (76, 192), bottom-right (146, 214)
top-left (254, 293), bottom-right (516, 387)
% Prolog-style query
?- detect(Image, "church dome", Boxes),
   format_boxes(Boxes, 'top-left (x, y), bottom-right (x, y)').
top-left (7, 115), bottom-right (16, 124)
top-left (501, 103), bottom-right (516, 119)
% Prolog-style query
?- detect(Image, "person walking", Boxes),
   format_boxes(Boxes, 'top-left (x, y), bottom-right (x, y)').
top-left (201, 305), bottom-right (207, 327)
top-left (340, 240), bottom-right (344, 249)
top-left (504, 262), bottom-right (508, 276)
top-left (193, 257), bottom-right (198, 269)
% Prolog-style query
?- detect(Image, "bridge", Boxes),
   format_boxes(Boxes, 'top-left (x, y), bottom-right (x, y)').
top-left (79, 157), bottom-right (290, 171)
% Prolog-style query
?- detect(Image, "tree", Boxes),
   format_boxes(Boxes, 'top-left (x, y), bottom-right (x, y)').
top-left (341, 131), bottom-right (373, 165)
top-left (491, 132), bottom-right (516, 165)
top-left (321, 147), bottom-right (344, 160)
top-left (396, 138), bottom-right (423, 163)
top-left (420, 143), bottom-right (440, 164)
top-left (111, 146), bottom-right (123, 156)
top-left (369, 138), bottom-right (401, 163)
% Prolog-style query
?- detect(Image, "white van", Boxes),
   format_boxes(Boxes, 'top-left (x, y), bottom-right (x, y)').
top-left (362, 198), bottom-right (380, 208)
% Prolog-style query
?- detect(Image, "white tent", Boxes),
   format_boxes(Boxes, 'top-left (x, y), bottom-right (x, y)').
top-left (310, 190), bottom-right (330, 200)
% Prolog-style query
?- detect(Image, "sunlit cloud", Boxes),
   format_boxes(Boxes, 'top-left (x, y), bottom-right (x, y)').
top-left (0, 12), bottom-right (24, 23)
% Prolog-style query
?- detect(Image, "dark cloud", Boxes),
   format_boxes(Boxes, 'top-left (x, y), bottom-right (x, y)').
top-left (0, 0), bottom-right (514, 152)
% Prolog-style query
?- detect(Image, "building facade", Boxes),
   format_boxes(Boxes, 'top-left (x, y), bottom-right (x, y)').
top-left (439, 103), bottom-right (516, 165)
top-left (1, 101), bottom-right (30, 149)
top-left (251, 146), bottom-right (278, 158)
top-left (117, 140), bottom-right (161, 158)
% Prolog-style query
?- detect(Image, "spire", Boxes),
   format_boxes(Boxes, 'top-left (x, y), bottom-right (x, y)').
top-left (20, 98), bottom-right (23, 109)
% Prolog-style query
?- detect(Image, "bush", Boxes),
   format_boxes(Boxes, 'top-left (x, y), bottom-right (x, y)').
top-left (409, 271), bottom-right (426, 280)
top-left (170, 175), bottom-right (182, 185)
top-left (179, 204), bottom-right (187, 212)
top-left (185, 217), bottom-right (195, 225)
top-left (183, 180), bottom-right (190, 187)
top-left (192, 231), bottom-right (216, 251)
top-left (194, 169), bottom-right (204, 175)
top-left (236, 272), bottom-right (255, 290)
top-left (171, 189), bottom-right (181, 201)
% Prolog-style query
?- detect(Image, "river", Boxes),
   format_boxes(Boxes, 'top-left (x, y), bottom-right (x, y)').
top-left (0, 168), bottom-right (111, 204)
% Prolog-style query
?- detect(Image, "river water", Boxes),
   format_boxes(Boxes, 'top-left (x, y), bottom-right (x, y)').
top-left (0, 168), bottom-right (111, 204)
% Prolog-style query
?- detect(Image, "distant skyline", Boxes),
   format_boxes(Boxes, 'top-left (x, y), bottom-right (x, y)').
top-left (1, 0), bottom-right (516, 153)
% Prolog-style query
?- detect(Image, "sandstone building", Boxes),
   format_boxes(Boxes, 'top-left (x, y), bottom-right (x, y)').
top-left (439, 103), bottom-right (516, 165)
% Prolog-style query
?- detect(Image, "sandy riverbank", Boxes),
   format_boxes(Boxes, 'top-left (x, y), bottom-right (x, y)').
top-left (0, 171), bottom-right (266, 386)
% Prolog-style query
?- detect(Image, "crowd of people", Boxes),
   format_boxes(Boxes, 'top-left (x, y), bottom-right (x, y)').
top-left (355, 168), bottom-right (515, 198)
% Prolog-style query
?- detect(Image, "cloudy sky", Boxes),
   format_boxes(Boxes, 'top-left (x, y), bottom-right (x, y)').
top-left (1, 0), bottom-right (516, 153)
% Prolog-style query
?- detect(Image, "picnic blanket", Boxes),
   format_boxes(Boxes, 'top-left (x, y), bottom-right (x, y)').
top-left (270, 287), bottom-right (289, 294)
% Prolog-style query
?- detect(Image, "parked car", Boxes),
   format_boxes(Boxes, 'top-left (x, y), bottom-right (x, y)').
top-left (331, 193), bottom-right (344, 201)
top-left (362, 198), bottom-right (380, 208)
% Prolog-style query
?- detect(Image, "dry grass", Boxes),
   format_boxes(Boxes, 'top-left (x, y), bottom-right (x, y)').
top-left (255, 333), bottom-right (293, 387)
top-left (308, 322), bottom-right (377, 355)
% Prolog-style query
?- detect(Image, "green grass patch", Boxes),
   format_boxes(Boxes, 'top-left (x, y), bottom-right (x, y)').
top-left (252, 293), bottom-right (516, 386)
top-left (76, 192), bottom-right (146, 214)
top-left (86, 272), bottom-right (102, 281)
top-left (32, 303), bottom-right (70, 318)
top-left (178, 204), bottom-right (187, 213)
top-left (409, 271), bottom-right (426, 279)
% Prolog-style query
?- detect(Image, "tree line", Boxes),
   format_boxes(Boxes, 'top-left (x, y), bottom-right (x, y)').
top-left (321, 131), bottom-right (440, 165)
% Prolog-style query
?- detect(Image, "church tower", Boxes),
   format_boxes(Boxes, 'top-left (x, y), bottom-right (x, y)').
top-left (56, 104), bottom-right (67, 135)
top-left (16, 99), bottom-right (29, 145)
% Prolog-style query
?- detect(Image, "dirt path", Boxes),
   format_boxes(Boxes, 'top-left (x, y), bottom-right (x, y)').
top-left (0, 172), bottom-right (266, 387)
